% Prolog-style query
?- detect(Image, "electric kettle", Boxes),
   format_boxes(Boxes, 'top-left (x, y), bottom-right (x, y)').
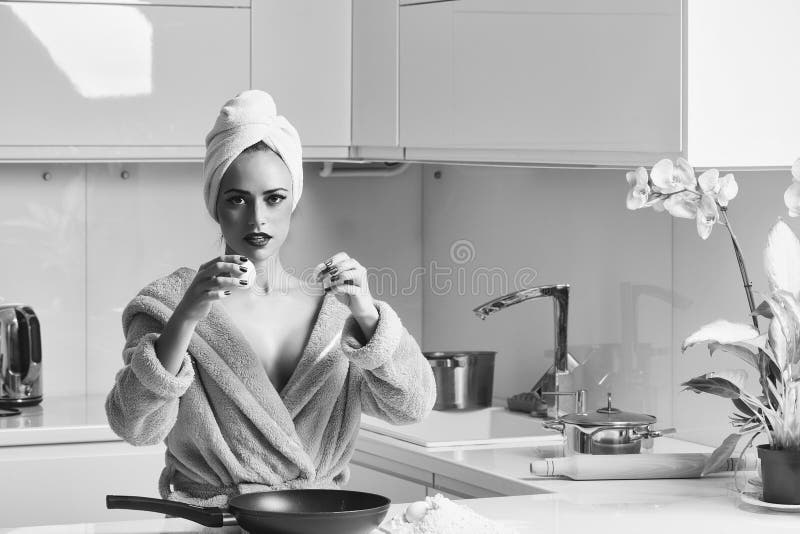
top-left (0, 304), bottom-right (42, 414)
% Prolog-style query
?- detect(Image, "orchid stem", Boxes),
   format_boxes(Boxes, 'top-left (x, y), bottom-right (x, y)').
top-left (719, 207), bottom-right (758, 328)
top-left (720, 206), bottom-right (774, 409)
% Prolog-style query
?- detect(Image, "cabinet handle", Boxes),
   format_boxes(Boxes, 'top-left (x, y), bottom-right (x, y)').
top-left (42, 172), bottom-right (52, 181)
top-left (120, 170), bottom-right (130, 180)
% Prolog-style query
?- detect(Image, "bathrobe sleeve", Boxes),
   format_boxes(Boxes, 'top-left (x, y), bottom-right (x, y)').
top-left (105, 312), bottom-right (195, 446)
top-left (340, 300), bottom-right (437, 424)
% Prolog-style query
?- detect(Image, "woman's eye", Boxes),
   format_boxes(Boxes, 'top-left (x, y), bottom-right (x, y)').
top-left (227, 196), bottom-right (245, 205)
top-left (268, 195), bottom-right (287, 205)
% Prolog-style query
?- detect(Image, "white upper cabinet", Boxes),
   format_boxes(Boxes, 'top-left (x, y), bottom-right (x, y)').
top-left (400, 0), bottom-right (682, 166)
top-left (251, 0), bottom-right (352, 159)
top-left (0, 1), bottom-right (250, 161)
top-left (351, 0), bottom-right (402, 160)
top-left (687, 0), bottom-right (800, 168)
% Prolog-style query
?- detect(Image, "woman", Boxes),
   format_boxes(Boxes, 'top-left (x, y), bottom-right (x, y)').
top-left (105, 90), bottom-right (436, 507)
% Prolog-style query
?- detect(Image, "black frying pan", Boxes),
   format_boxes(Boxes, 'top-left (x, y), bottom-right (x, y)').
top-left (107, 489), bottom-right (390, 534)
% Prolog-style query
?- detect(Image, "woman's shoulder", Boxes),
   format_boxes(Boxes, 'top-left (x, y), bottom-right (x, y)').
top-left (122, 267), bottom-right (197, 325)
top-left (137, 267), bottom-right (196, 299)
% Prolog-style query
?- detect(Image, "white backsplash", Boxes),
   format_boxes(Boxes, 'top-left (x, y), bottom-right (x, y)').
top-left (420, 165), bottom-right (674, 425)
top-left (1, 159), bottom-right (793, 447)
top-left (0, 162), bottom-right (423, 397)
top-left (0, 164), bottom-right (87, 395)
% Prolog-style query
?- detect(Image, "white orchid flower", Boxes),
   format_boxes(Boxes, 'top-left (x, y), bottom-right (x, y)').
top-left (647, 197), bottom-right (666, 212)
top-left (698, 169), bottom-right (739, 207)
top-left (717, 174), bottom-right (739, 206)
top-left (625, 167), bottom-right (651, 210)
top-left (786, 182), bottom-right (800, 218)
top-left (664, 191), bottom-right (699, 219)
top-left (650, 158), bottom-right (697, 194)
top-left (696, 193), bottom-right (719, 240)
top-left (787, 157), bottom-right (800, 217)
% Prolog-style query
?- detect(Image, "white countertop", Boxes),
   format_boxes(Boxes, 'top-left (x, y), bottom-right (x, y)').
top-left (0, 394), bottom-right (118, 446)
top-left (2, 395), bottom-right (797, 532)
top-left (3, 482), bottom-right (799, 533)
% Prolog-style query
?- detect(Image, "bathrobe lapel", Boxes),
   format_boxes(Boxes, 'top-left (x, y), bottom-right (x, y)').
top-left (184, 271), bottom-right (334, 477)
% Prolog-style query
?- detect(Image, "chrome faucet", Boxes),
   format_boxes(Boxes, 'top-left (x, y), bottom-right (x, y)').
top-left (473, 284), bottom-right (585, 418)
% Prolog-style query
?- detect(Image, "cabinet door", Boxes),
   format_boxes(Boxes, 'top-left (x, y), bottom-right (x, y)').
top-left (345, 462), bottom-right (429, 504)
top-left (251, 0), bottom-right (351, 157)
top-left (0, 2), bottom-right (249, 159)
top-left (352, 0), bottom-right (401, 154)
top-left (0, 441), bottom-right (165, 527)
top-left (432, 474), bottom-right (505, 499)
top-left (400, 0), bottom-right (682, 165)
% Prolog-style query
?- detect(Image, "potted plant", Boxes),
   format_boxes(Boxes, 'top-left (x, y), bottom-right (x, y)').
top-left (625, 157), bottom-right (800, 504)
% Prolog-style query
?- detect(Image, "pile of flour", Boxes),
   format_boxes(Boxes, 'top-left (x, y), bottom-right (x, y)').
top-left (382, 493), bottom-right (518, 534)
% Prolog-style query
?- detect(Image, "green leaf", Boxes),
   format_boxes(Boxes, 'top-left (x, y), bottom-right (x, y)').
top-left (732, 397), bottom-right (755, 417)
top-left (709, 342), bottom-right (759, 369)
top-left (753, 300), bottom-right (774, 319)
top-left (764, 219), bottom-right (800, 297)
top-left (682, 320), bottom-right (762, 352)
top-left (681, 375), bottom-right (742, 399)
top-left (701, 433), bottom-right (742, 476)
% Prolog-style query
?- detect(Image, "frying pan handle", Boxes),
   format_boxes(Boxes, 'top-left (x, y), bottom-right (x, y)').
top-left (106, 495), bottom-right (225, 527)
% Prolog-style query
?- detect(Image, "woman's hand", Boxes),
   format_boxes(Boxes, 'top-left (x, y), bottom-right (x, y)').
top-left (313, 252), bottom-right (377, 319)
top-left (177, 255), bottom-right (253, 323)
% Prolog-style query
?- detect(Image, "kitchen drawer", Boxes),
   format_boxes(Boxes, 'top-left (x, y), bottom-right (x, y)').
top-left (0, 441), bottom-right (165, 527)
top-left (345, 462), bottom-right (429, 504)
top-left (432, 474), bottom-right (505, 499)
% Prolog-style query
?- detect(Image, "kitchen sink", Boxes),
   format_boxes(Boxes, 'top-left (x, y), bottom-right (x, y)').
top-left (360, 406), bottom-right (563, 447)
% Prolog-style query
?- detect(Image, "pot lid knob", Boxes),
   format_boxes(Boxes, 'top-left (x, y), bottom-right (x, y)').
top-left (596, 392), bottom-right (621, 414)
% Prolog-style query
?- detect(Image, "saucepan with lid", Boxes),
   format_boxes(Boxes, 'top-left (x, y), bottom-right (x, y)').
top-left (543, 394), bottom-right (675, 455)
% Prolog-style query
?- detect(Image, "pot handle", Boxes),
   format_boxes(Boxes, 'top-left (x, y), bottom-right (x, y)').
top-left (542, 420), bottom-right (565, 433)
top-left (632, 427), bottom-right (677, 440)
top-left (106, 495), bottom-right (225, 527)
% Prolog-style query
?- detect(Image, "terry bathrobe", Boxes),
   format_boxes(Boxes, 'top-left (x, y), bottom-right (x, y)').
top-left (105, 267), bottom-right (437, 507)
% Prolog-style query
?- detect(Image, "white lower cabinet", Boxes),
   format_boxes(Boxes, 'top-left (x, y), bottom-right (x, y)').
top-left (345, 450), bottom-right (508, 504)
top-left (431, 474), bottom-right (505, 500)
top-left (344, 451), bottom-right (432, 503)
top-left (0, 441), bottom-right (165, 528)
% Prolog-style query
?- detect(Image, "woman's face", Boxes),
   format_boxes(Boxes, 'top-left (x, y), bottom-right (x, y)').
top-left (216, 149), bottom-right (294, 261)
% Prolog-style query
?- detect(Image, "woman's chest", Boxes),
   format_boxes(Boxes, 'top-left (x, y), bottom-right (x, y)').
top-left (221, 294), bottom-right (324, 391)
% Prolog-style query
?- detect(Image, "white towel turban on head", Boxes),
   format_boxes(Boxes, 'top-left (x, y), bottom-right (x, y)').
top-left (203, 89), bottom-right (303, 222)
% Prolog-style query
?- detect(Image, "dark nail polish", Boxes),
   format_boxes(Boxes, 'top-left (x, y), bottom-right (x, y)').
top-left (344, 280), bottom-right (354, 285)
top-left (331, 274), bottom-right (340, 282)
top-left (324, 259), bottom-right (333, 267)
top-left (240, 256), bottom-right (248, 262)
top-left (224, 290), bottom-right (231, 295)
top-left (240, 266), bottom-right (248, 273)
top-left (329, 266), bottom-right (339, 275)
top-left (239, 280), bottom-right (247, 286)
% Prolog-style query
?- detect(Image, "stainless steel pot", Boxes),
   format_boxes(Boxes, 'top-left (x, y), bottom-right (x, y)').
top-left (424, 351), bottom-right (495, 410)
top-left (542, 395), bottom-right (665, 455)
